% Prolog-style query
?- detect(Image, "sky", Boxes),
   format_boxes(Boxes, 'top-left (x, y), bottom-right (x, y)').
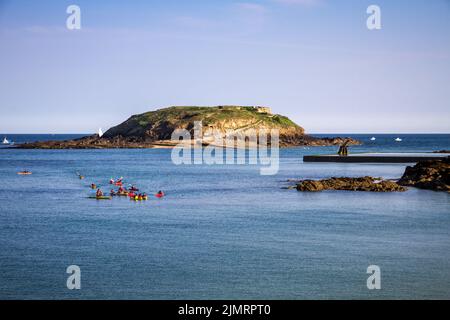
top-left (0, 0), bottom-right (449, 134)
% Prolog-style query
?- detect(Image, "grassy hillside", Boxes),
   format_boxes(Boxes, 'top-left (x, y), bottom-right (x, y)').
top-left (132, 106), bottom-right (299, 128)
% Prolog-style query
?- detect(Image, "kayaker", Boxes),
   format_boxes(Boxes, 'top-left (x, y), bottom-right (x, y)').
top-left (109, 178), bottom-right (114, 184)
top-left (156, 190), bottom-right (165, 197)
top-left (91, 183), bottom-right (97, 189)
top-left (118, 186), bottom-right (125, 193)
top-left (96, 189), bottom-right (103, 197)
top-left (110, 189), bottom-right (116, 196)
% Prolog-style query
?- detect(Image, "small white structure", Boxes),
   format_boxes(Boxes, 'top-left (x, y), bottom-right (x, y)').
top-left (2, 137), bottom-right (9, 144)
top-left (395, 137), bottom-right (402, 142)
top-left (370, 137), bottom-right (376, 141)
top-left (98, 128), bottom-right (103, 138)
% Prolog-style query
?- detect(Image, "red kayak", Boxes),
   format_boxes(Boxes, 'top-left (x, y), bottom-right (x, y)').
top-left (155, 192), bottom-right (165, 198)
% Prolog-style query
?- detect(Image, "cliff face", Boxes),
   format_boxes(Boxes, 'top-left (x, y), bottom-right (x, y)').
top-left (103, 106), bottom-right (305, 141)
top-left (17, 106), bottom-right (360, 149)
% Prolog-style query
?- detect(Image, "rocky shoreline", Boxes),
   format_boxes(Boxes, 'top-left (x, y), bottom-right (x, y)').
top-left (15, 134), bottom-right (360, 149)
top-left (398, 157), bottom-right (450, 192)
top-left (293, 158), bottom-right (450, 193)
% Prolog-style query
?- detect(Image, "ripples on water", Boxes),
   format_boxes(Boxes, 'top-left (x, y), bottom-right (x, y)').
top-left (0, 134), bottom-right (449, 299)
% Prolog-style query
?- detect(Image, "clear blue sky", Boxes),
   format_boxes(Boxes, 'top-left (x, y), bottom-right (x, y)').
top-left (0, 0), bottom-right (449, 133)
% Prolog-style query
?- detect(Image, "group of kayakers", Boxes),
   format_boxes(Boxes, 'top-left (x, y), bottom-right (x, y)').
top-left (87, 176), bottom-right (164, 201)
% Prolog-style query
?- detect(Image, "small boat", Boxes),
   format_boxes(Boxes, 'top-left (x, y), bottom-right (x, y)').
top-left (370, 137), bottom-right (376, 141)
top-left (155, 191), bottom-right (165, 198)
top-left (98, 128), bottom-right (103, 138)
top-left (395, 137), bottom-right (402, 142)
top-left (2, 137), bottom-right (9, 144)
top-left (88, 196), bottom-right (112, 200)
top-left (17, 171), bottom-right (32, 175)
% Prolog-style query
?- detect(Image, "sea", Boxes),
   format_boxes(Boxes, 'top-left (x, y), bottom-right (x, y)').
top-left (0, 134), bottom-right (449, 299)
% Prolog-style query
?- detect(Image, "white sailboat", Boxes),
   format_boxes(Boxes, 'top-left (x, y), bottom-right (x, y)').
top-left (2, 137), bottom-right (9, 144)
top-left (98, 128), bottom-right (104, 138)
top-left (370, 137), bottom-right (376, 141)
top-left (395, 137), bottom-right (402, 142)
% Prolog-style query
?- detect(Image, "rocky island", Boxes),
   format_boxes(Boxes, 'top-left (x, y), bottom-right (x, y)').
top-left (17, 106), bottom-right (359, 149)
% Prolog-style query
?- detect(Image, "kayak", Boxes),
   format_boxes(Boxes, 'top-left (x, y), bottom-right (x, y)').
top-left (117, 192), bottom-right (129, 196)
top-left (88, 196), bottom-right (112, 200)
top-left (155, 193), bottom-right (164, 198)
top-left (17, 171), bottom-right (32, 175)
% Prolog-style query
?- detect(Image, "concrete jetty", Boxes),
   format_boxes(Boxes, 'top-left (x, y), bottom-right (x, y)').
top-left (303, 153), bottom-right (449, 163)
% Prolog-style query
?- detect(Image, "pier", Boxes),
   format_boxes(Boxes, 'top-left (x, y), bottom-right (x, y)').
top-left (303, 152), bottom-right (449, 163)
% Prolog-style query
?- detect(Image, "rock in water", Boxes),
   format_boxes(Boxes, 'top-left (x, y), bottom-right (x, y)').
top-left (398, 157), bottom-right (450, 192)
top-left (433, 150), bottom-right (450, 154)
top-left (296, 176), bottom-right (406, 192)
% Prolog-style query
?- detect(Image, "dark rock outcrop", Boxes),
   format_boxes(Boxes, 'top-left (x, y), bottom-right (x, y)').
top-left (296, 176), bottom-right (406, 192)
top-left (433, 150), bottom-right (450, 154)
top-left (398, 157), bottom-right (450, 192)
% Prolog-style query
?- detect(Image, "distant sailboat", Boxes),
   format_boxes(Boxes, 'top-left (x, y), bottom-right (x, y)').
top-left (370, 137), bottom-right (376, 141)
top-left (395, 137), bottom-right (402, 142)
top-left (2, 137), bottom-right (9, 144)
top-left (98, 128), bottom-right (104, 138)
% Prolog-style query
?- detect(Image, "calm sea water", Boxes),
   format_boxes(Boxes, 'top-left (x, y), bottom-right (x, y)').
top-left (0, 134), bottom-right (449, 299)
